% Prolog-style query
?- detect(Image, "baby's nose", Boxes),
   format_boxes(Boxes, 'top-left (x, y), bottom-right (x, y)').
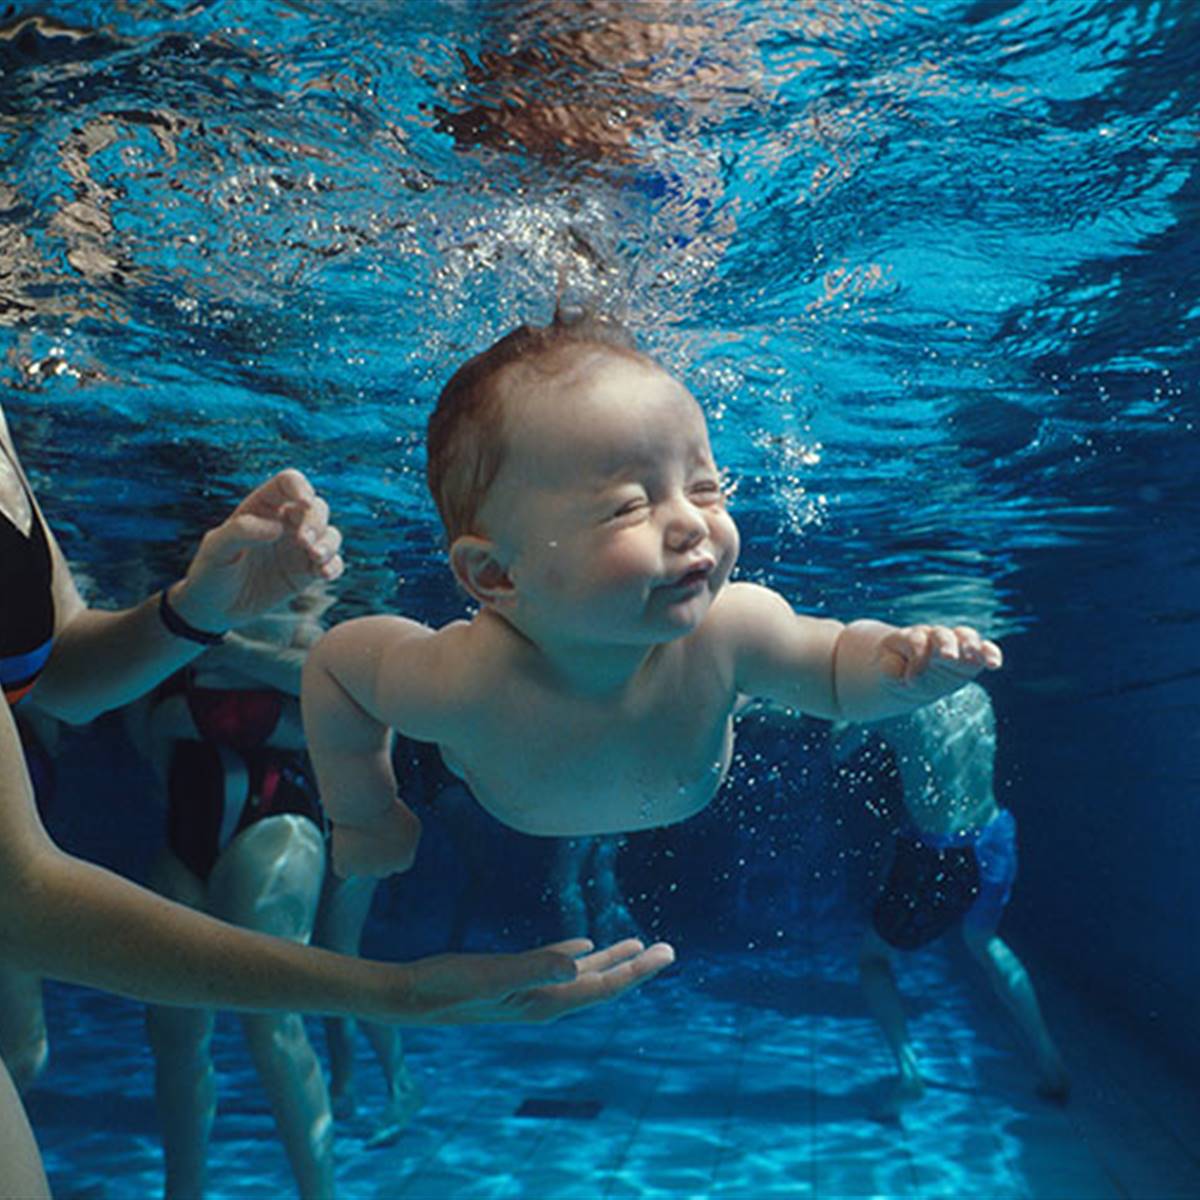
top-left (664, 498), bottom-right (707, 550)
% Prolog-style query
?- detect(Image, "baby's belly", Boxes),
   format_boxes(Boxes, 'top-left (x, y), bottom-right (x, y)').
top-left (449, 750), bottom-right (732, 838)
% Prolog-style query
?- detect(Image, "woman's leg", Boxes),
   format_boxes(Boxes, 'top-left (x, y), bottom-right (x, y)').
top-left (0, 965), bottom-right (48, 1091)
top-left (314, 873), bottom-right (421, 1145)
top-left (550, 837), bottom-right (592, 940)
top-left (858, 926), bottom-right (925, 1117)
top-left (209, 815), bottom-right (334, 1200)
top-left (961, 923), bottom-right (1070, 1099)
top-left (145, 848), bottom-right (218, 1200)
top-left (0, 1056), bottom-right (49, 1200)
top-left (591, 836), bottom-right (638, 946)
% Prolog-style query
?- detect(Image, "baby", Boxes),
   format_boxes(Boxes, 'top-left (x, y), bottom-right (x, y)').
top-left (302, 313), bottom-right (1002, 878)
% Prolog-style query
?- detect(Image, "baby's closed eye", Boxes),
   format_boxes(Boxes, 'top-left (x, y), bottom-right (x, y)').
top-left (689, 479), bottom-right (725, 505)
top-left (609, 494), bottom-right (650, 522)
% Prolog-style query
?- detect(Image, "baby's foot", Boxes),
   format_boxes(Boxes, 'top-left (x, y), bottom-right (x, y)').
top-left (873, 1069), bottom-right (925, 1122)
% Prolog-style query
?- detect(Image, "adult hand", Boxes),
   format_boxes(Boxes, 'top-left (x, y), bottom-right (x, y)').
top-left (390, 938), bottom-right (676, 1025)
top-left (168, 469), bottom-right (344, 633)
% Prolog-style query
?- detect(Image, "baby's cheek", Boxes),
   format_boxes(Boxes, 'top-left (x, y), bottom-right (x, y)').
top-left (715, 513), bottom-right (740, 571)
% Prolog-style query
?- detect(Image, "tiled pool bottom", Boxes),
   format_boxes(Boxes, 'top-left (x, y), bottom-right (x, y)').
top-left (26, 936), bottom-right (1200, 1199)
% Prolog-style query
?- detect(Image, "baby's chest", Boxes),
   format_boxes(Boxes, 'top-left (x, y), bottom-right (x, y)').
top-left (456, 694), bottom-right (734, 837)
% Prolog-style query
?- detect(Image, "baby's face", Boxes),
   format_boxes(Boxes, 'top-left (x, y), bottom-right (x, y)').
top-left (479, 351), bottom-right (739, 648)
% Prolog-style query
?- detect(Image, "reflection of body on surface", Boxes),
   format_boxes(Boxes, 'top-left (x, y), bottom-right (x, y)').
top-left (132, 592), bottom-right (419, 1199)
top-left (833, 682), bottom-right (1069, 1119)
top-left (430, 0), bottom-right (759, 163)
top-left (423, 0), bottom-right (756, 317)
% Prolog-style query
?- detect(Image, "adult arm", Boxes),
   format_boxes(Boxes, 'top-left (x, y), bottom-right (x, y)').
top-left (0, 697), bottom-right (674, 1021)
top-left (0, 410), bottom-right (342, 724)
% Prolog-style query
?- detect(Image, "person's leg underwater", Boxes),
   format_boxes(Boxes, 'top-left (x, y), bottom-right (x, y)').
top-left (858, 927), bottom-right (926, 1118)
top-left (145, 849), bottom-right (219, 1200)
top-left (960, 808), bottom-right (1069, 1102)
top-left (315, 871), bottom-right (422, 1147)
top-left (210, 815), bottom-right (334, 1199)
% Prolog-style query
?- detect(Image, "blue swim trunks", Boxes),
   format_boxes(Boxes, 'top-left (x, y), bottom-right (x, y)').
top-left (872, 808), bottom-right (1018, 951)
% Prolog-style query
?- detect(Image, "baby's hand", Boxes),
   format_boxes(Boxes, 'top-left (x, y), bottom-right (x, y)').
top-left (878, 624), bottom-right (1002, 703)
top-left (331, 801), bottom-right (422, 879)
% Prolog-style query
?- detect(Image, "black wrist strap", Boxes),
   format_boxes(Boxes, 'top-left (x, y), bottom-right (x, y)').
top-left (158, 588), bottom-right (227, 645)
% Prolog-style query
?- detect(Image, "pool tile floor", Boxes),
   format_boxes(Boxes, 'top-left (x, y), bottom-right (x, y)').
top-left (28, 931), bottom-right (1200, 1199)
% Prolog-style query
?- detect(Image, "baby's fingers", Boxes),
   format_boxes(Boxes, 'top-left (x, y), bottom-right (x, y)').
top-left (953, 626), bottom-right (1003, 670)
top-left (903, 625), bottom-right (935, 682)
top-left (929, 625), bottom-right (961, 664)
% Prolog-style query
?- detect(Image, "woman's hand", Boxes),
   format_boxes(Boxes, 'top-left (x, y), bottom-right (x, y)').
top-left (169, 470), bottom-right (344, 634)
top-left (386, 938), bottom-right (677, 1025)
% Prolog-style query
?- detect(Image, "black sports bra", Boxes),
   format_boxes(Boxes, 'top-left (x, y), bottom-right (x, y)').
top-left (0, 437), bottom-right (55, 705)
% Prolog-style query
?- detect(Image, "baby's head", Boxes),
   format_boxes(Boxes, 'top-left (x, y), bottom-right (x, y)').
top-left (427, 312), bottom-right (737, 647)
top-left (427, 310), bottom-right (655, 545)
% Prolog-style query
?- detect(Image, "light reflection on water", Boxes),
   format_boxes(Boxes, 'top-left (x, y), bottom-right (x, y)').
top-left (1, 0), bottom-right (1193, 629)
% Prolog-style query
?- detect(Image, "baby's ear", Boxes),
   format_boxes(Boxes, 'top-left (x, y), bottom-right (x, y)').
top-left (450, 535), bottom-right (514, 607)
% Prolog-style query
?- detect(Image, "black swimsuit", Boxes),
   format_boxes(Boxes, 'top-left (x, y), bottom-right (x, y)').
top-left (0, 438), bottom-right (54, 706)
top-left (154, 669), bottom-right (326, 881)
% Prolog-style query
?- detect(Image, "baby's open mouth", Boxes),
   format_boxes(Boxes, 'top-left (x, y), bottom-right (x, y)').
top-left (663, 560), bottom-right (714, 590)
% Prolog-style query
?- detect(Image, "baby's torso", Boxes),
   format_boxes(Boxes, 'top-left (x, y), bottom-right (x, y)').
top-left (439, 633), bottom-right (738, 837)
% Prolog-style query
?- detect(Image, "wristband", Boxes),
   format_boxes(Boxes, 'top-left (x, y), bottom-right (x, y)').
top-left (158, 588), bottom-right (228, 646)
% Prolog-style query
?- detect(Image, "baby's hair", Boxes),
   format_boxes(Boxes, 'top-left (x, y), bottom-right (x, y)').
top-left (427, 308), bottom-right (647, 543)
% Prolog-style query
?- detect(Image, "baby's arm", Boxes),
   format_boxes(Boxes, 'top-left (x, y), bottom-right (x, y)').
top-left (302, 616), bottom-right (447, 878)
top-left (719, 583), bottom-right (1001, 721)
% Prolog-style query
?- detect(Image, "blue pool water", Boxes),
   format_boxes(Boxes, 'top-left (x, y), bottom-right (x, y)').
top-left (2, 0), bottom-right (1198, 1196)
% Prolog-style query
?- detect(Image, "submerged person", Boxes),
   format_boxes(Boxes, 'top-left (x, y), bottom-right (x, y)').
top-left (302, 311), bottom-right (1003, 879)
top-left (131, 588), bottom-right (417, 1200)
top-left (0, 400), bottom-right (674, 1200)
top-left (550, 836), bottom-right (640, 946)
top-left (833, 683), bottom-right (1069, 1118)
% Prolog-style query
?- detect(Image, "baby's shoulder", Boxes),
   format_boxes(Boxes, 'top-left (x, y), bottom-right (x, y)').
top-left (705, 581), bottom-right (796, 633)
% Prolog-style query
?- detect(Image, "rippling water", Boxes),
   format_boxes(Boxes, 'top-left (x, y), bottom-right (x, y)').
top-left (1, 0), bottom-right (1196, 627)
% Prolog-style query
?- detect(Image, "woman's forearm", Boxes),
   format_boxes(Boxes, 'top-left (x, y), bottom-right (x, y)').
top-left (33, 593), bottom-right (203, 725)
top-left (0, 839), bottom-right (396, 1018)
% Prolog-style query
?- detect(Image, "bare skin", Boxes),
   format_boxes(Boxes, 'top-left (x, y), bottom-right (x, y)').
top-left (303, 351), bottom-right (1002, 876)
top-left (836, 686), bottom-right (1069, 1118)
top-left (0, 402), bottom-right (674, 1200)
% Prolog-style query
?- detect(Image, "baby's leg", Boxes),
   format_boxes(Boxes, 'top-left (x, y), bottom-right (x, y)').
top-left (858, 927), bottom-right (925, 1117)
top-left (211, 815), bottom-right (334, 1199)
top-left (145, 849), bottom-right (218, 1200)
top-left (961, 925), bottom-right (1069, 1101)
top-left (0, 1057), bottom-right (49, 1200)
top-left (0, 966), bottom-right (47, 1091)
